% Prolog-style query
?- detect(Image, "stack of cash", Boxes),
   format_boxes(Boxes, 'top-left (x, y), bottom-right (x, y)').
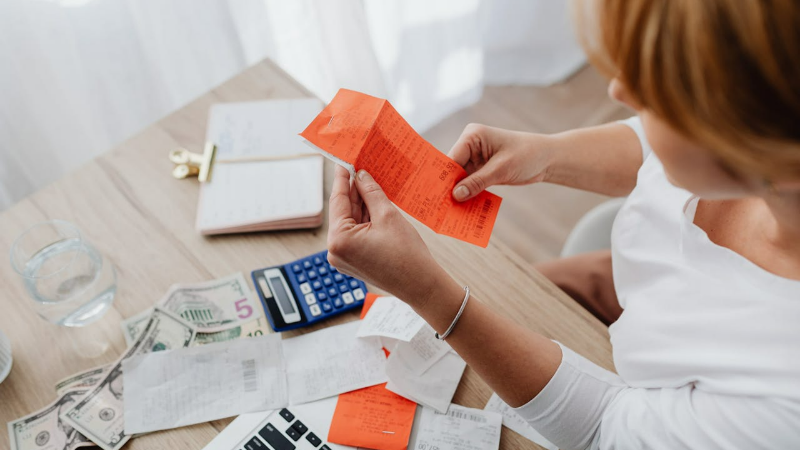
top-left (7, 273), bottom-right (269, 450)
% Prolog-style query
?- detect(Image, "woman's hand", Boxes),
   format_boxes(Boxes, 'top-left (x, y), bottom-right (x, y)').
top-left (448, 124), bottom-right (555, 202)
top-left (326, 166), bottom-right (456, 309)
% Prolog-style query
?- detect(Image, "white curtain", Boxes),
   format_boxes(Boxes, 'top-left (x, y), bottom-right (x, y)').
top-left (0, 0), bottom-right (585, 211)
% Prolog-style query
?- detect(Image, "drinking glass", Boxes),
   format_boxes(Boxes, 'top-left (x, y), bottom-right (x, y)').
top-left (10, 220), bottom-right (117, 327)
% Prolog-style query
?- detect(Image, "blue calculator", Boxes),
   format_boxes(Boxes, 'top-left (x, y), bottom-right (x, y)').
top-left (251, 250), bottom-right (368, 332)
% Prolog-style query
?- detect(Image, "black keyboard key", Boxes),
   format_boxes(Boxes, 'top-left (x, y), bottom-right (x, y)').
top-left (320, 445), bottom-right (332, 450)
top-left (292, 420), bottom-right (308, 435)
top-left (286, 427), bottom-right (301, 441)
top-left (244, 436), bottom-right (266, 450)
top-left (259, 423), bottom-right (296, 450)
top-left (279, 408), bottom-right (295, 422)
top-left (306, 432), bottom-right (322, 447)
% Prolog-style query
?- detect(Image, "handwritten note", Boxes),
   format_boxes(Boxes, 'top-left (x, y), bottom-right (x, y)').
top-left (357, 296), bottom-right (426, 342)
top-left (411, 405), bottom-right (502, 450)
top-left (328, 383), bottom-right (417, 450)
top-left (283, 320), bottom-right (388, 405)
top-left (301, 89), bottom-right (502, 247)
top-left (484, 393), bottom-right (558, 450)
top-left (122, 334), bottom-right (287, 434)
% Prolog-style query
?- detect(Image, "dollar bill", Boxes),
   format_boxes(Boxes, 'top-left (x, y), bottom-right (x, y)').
top-left (158, 272), bottom-right (262, 332)
top-left (60, 308), bottom-right (196, 450)
top-left (191, 316), bottom-right (271, 346)
top-left (55, 365), bottom-right (110, 397)
top-left (119, 308), bottom-right (153, 347)
top-left (8, 388), bottom-right (95, 450)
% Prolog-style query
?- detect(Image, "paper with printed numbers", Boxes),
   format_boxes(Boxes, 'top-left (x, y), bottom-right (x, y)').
top-left (484, 393), bottom-right (558, 450)
top-left (284, 320), bottom-right (388, 405)
top-left (357, 296), bottom-right (426, 342)
top-left (301, 88), bottom-right (502, 247)
top-left (122, 334), bottom-right (287, 434)
top-left (410, 404), bottom-right (502, 450)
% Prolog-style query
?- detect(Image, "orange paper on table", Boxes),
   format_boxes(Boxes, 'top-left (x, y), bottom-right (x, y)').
top-left (360, 292), bottom-right (381, 319)
top-left (328, 383), bottom-right (417, 450)
top-left (300, 89), bottom-right (502, 247)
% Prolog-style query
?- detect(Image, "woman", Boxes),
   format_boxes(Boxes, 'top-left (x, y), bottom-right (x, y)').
top-left (326, 1), bottom-right (800, 448)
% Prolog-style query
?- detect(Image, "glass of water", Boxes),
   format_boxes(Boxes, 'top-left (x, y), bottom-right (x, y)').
top-left (10, 220), bottom-right (117, 327)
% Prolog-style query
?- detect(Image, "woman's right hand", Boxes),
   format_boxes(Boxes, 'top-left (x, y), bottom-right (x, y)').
top-left (447, 124), bottom-right (555, 202)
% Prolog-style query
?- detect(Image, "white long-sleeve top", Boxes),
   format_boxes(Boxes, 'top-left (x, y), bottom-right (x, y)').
top-left (513, 117), bottom-right (800, 449)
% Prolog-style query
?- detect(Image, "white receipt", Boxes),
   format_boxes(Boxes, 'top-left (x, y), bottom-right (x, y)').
top-left (283, 320), bottom-right (388, 405)
top-left (356, 296), bottom-right (426, 342)
top-left (394, 324), bottom-right (452, 375)
top-left (484, 393), bottom-right (558, 450)
top-left (385, 348), bottom-right (466, 413)
top-left (410, 404), bottom-right (502, 450)
top-left (122, 334), bottom-right (287, 434)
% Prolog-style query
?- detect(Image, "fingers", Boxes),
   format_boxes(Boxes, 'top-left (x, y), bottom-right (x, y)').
top-left (354, 170), bottom-right (392, 219)
top-left (447, 124), bottom-right (484, 167)
top-left (329, 166), bottom-right (356, 229)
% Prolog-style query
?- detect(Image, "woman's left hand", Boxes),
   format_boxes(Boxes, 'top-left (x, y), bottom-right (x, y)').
top-left (326, 166), bottom-right (453, 309)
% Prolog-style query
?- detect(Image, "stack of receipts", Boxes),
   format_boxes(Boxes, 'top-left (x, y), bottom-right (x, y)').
top-left (358, 296), bottom-right (465, 413)
top-left (122, 320), bottom-right (387, 434)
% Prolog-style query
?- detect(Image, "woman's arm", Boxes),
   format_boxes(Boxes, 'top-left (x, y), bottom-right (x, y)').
top-left (447, 120), bottom-right (645, 201)
top-left (543, 122), bottom-right (645, 196)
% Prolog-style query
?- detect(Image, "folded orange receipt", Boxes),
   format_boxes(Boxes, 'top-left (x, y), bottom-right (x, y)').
top-left (300, 88), bottom-right (502, 247)
top-left (327, 383), bottom-right (417, 450)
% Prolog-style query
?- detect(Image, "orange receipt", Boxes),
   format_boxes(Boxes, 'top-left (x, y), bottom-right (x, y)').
top-left (327, 383), bottom-right (417, 450)
top-left (300, 88), bottom-right (502, 247)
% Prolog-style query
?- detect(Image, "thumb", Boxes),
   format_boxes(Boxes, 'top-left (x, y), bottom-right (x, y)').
top-left (452, 169), bottom-right (495, 202)
top-left (355, 170), bottom-right (392, 218)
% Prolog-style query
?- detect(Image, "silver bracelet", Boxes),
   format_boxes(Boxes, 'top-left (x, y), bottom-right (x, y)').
top-left (434, 286), bottom-right (470, 340)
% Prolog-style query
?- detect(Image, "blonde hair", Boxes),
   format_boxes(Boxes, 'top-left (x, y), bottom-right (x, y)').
top-left (573, 0), bottom-right (800, 179)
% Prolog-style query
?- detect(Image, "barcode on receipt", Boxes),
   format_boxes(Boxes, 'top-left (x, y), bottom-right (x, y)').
top-left (242, 359), bottom-right (257, 392)
top-left (444, 409), bottom-right (487, 423)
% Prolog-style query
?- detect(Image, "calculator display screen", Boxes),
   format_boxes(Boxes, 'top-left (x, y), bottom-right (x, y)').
top-left (269, 276), bottom-right (296, 314)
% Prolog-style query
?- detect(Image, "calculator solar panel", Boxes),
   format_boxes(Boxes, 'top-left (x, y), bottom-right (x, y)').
top-left (252, 250), bottom-right (367, 332)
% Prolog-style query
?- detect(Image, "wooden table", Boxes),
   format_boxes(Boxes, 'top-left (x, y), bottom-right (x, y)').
top-left (0, 59), bottom-right (613, 450)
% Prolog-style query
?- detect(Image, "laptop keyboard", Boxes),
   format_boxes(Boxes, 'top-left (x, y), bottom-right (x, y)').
top-left (239, 408), bottom-right (330, 450)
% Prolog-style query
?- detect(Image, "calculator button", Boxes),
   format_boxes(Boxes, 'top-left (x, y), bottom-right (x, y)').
top-left (259, 423), bottom-right (296, 450)
top-left (342, 292), bottom-right (354, 305)
top-left (328, 264), bottom-right (337, 273)
top-left (318, 266), bottom-right (328, 276)
top-left (244, 436), bottom-right (266, 449)
top-left (297, 274), bottom-right (307, 283)
top-left (300, 283), bottom-right (312, 295)
top-left (286, 427), bottom-right (301, 441)
top-left (304, 293), bottom-right (316, 306)
top-left (307, 270), bottom-right (317, 279)
top-left (321, 445), bottom-right (332, 450)
top-left (353, 288), bottom-right (365, 300)
top-left (316, 292), bottom-right (327, 301)
top-left (312, 280), bottom-right (322, 290)
top-left (306, 432), bottom-right (322, 447)
top-left (303, 261), bottom-right (312, 270)
top-left (333, 273), bottom-right (344, 283)
top-left (328, 287), bottom-right (338, 297)
top-left (309, 304), bottom-right (322, 316)
top-left (321, 302), bottom-right (332, 313)
top-left (323, 277), bottom-right (333, 286)
top-left (349, 280), bottom-right (359, 289)
top-left (333, 298), bottom-right (344, 309)
top-left (313, 256), bottom-right (324, 266)
top-left (338, 284), bottom-right (348, 293)
top-left (291, 420), bottom-right (308, 435)
top-left (279, 409), bottom-right (295, 422)
top-left (291, 264), bottom-right (302, 273)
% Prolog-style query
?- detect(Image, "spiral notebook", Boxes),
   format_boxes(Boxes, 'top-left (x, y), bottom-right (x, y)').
top-left (196, 99), bottom-right (325, 235)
